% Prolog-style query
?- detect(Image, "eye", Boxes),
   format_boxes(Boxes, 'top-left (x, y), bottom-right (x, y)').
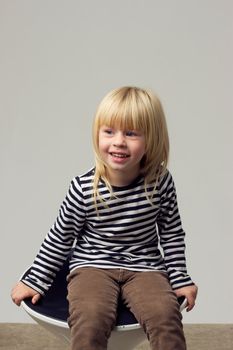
top-left (125, 130), bottom-right (138, 137)
top-left (103, 127), bottom-right (114, 135)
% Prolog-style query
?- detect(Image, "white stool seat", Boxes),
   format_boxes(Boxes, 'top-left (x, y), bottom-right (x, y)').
top-left (21, 260), bottom-right (187, 350)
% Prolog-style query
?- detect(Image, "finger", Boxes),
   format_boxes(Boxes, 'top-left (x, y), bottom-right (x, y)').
top-left (187, 304), bottom-right (194, 312)
top-left (11, 291), bottom-right (17, 305)
top-left (12, 297), bottom-right (22, 306)
top-left (186, 297), bottom-right (195, 311)
top-left (32, 294), bottom-right (40, 304)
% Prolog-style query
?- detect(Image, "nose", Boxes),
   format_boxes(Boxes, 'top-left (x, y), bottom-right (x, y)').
top-left (113, 131), bottom-right (126, 147)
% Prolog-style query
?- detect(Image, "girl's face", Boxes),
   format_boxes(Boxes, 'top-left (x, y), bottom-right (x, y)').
top-left (98, 125), bottom-right (146, 186)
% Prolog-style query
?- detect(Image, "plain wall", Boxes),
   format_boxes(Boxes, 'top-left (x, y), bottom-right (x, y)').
top-left (1, 0), bottom-right (232, 323)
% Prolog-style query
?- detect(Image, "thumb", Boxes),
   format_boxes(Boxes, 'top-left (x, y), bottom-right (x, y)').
top-left (31, 293), bottom-right (41, 304)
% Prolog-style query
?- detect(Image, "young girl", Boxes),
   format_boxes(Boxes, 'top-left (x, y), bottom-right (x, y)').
top-left (11, 86), bottom-right (198, 350)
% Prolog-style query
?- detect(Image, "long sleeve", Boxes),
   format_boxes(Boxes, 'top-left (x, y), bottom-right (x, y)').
top-left (157, 171), bottom-right (194, 290)
top-left (22, 177), bottom-right (86, 295)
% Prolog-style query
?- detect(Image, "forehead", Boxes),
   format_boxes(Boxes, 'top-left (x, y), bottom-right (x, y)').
top-left (100, 119), bottom-right (138, 131)
top-left (98, 110), bottom-right (144, 131)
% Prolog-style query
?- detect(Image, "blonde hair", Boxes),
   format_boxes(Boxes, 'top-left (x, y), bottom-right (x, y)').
top-left (92, 86), bottom-right (169, 206)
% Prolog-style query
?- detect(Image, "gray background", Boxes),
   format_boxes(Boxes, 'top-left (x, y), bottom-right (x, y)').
top-left (1, 0), bottom-right (232, 323)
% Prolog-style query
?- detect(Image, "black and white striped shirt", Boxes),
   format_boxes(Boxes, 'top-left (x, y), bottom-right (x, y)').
top-left (23, 168), bottom-right (194, 295)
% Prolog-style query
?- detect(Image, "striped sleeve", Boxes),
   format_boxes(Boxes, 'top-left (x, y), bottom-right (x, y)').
top-left (22, 177), bottom-right (86, 295)
top-left (157, 171), bottom-right (194, 290)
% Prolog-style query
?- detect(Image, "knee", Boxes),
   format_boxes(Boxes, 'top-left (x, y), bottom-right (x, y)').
top-left (158, 302), bottom-right (181, 324)
top-left (141, 295), bottom-right (181, 326)
top-left (68, 301), bottom-right (100, 326)
top-left (68, 301), bottom-right (116, 330)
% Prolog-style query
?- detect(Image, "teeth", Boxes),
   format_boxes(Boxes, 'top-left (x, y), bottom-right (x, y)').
top-left (111, 153), bottom-right (128, 158)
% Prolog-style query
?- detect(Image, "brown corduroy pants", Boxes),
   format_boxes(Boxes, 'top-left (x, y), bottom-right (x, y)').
top-left (67, 267), bottom-right (186, 350)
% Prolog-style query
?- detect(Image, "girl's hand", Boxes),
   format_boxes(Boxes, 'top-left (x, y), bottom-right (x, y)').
top-left (11, 281), bottom-right (41, 306)
top-left (175, 284), bottom-right (198, 312)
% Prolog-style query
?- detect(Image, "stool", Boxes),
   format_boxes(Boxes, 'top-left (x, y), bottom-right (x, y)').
top-left (21, 260), bottom-right (187, 350)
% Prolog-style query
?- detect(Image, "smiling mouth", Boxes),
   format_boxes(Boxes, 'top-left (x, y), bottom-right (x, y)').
top-left (110, 152), bottom-right (130, 158)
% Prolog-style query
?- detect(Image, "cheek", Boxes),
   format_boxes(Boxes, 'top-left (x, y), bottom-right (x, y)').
top-left (98, 139), bottom-right (108, 153)
top-left (134, 142), bottom-right (146, 159)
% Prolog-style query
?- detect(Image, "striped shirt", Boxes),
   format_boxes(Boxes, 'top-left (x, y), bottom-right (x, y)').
top-left (23, 168), bottom-right (194, 295)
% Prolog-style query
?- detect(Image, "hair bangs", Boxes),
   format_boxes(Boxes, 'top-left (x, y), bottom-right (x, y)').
top-left (96, 90), bottom-right (149, 133)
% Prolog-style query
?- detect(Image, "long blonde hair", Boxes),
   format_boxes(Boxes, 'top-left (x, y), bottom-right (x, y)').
top-left (92, 86), bottom-right (169, 206)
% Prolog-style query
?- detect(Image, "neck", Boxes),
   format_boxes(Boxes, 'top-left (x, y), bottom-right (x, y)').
top-left (107, 169), bottom-right (140, 187)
